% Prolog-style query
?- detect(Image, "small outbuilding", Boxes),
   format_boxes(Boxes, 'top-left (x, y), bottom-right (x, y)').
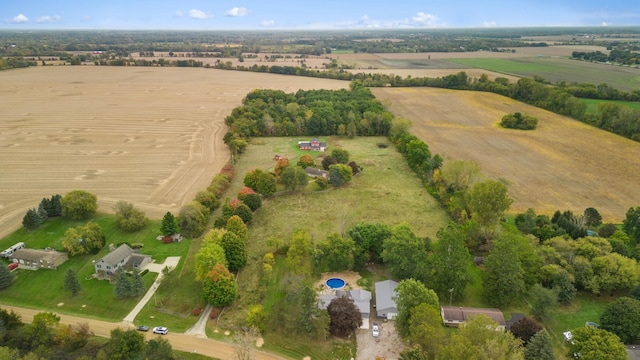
top-left (304, 167), bottom-right (329, 179)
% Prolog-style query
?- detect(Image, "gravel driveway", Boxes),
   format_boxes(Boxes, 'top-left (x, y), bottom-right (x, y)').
top-left (356, 321), bottom-right (404, 360)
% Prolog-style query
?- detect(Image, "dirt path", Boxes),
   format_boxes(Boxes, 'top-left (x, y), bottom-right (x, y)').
top-left (2, 304), bottom-right (286, 360)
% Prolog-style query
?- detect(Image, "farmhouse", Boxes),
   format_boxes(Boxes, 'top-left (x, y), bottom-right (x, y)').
top-left (375, 279), bottom-right (399, 319)
top-left (318, 289), bottom-right (372, 329)
top-left (94, 244), bottom-right (152, 279)
top-left (440, 306), bottom-right (506, 330)
top-left (298, 138), bottom-right (327, 151)
top-left (10, 248), bottom-right (68, 270)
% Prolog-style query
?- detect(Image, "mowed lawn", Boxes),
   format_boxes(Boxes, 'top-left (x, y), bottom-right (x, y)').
top-left (447, 57), bottom-right (640, 91)
top-left (0, 215), bottom-right (190, 321)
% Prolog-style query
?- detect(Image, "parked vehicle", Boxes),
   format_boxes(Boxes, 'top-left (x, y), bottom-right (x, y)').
top-left (136, 325), bottom-right (149, 332)
top-left (372, 324), bottom-right (380, 338)
top-left (8, 263), bottom-right (18, 271)
top-left (153, 326), bottom-right (168, 335)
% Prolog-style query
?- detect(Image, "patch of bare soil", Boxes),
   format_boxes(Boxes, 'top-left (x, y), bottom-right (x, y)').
top-left (372, 87), bottom-right (640, 222)
top-left (356, 321), bottom-right (404, 360)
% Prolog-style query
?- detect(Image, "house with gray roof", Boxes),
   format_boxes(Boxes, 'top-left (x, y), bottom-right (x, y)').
top-left (318, 288), bottom-right (372, 329)
top-left (10, 248), bottom-right (67, 270)
top-left (375, 280), bottom-right (399, 319)
top-left (94, 244), bottom-right (152, 279)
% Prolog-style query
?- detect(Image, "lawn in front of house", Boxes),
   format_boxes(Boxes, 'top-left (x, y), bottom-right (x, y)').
top-left (0, 214), bottom-right (190, 321)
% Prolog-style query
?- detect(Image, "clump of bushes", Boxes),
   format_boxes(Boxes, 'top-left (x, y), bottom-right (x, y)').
top-left (500, 112), bottom-right (538, 130)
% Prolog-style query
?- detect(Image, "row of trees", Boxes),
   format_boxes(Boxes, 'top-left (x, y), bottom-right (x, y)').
top-left (22, 194), bottom-right (63, 230)
top-left (0, 308), bottom-right (174, 359)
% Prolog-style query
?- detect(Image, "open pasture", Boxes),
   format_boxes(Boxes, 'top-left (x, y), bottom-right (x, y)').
top-left (0, 66), bottom-right (347, 239)
top-left (448, 56), bottom-right (640, 91)
top-left (372, 87), bottom-right (640, 222)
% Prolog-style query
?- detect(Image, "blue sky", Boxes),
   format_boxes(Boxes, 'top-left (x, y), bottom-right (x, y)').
top-left (1, 1), bottom-right (639, 30)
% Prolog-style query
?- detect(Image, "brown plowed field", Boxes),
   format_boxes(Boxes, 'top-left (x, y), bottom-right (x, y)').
top-left (0, 67), bottom-right (347, 239)
top-left (372, 87), bottom-right (640, 222)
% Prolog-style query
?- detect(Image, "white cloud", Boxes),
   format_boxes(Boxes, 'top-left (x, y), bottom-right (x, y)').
top-left (602, 22), bottom-right (608, 26)
top-left (10, 14), bottom-right (29, 24)
top-left (482, 21), bottom-right (497, 27)
top-left (36, 15), bottom-right (61, 23)
top-left (406, 12), bottom-right (438, 27)
top-left (260, 19), bottom-right (275, 27)
top-left (225, 7), bottom-right (248, 17)
top-left (175, 11), bottom-right (184, 18)
top-left (188, 9), bottom-right (213, 20)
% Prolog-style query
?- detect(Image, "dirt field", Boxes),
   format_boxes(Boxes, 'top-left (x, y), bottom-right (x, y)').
top-left (0, 67), bottom-right (347, 239)
top-left (372, 87), bottom-right (640, 223)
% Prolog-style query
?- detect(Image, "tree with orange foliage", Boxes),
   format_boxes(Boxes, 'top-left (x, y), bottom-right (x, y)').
top-left (274, 158), bottom-right (290, 180)
top-left (202, 264), bottom-right (237, 307)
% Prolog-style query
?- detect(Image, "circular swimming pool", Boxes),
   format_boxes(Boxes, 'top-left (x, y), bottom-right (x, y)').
top-left (325, 277), bottom-right (346, 290)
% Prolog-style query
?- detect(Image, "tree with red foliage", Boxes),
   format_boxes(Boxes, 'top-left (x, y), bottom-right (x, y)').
top-left (510, 316), bottom-right (542, 345)
top-left (327, 295), bottom-right (362, 337)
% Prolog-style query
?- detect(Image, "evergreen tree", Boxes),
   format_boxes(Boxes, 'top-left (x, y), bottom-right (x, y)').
top-left (37, 203), bottom-right (48, 223)
top-left (40, 197), bottom-right (53, 216)
top-left (524, 330), bottom-right (555, 360)
top-left (22, 208), bottom-right (41, 229)
top-left (0, 265), bottom-right (15, 290)
top-left (160, 212), bottom-right (178, 236)
top-left (49, 194), bottom-right (62, 216)
top-left (131, 269), bottom-right (146, 297)
top-left (114, 268), bottom-right (132, 298)
top-left (63, 269), bottom-right (82, 296)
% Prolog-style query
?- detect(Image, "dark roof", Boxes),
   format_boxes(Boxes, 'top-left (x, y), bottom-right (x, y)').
top-left (505, 313), bottom-right (525, 330)
top-left (441, 306), bottom-right (506, 326)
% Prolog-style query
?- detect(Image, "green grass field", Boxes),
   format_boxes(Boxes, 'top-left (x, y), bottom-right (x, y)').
top-left (447, 57), bottom-right (640, 91)
top-left (579, 98), bottom-right (640, 114)
top-left (0, 214), bottom-right (190, 321)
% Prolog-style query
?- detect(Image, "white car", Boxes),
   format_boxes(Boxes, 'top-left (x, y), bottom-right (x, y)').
top-left (372, 324), bottom-right (380, 338)
top-left (153, 326), bottom-right (168, 335)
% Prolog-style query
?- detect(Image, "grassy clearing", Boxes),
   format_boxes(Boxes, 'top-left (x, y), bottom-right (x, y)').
top-left (447, 57), bottom-right (640, 91)
top-left (579, 98), bottom-right (640, 114)
top-left (0, 214), bottom-right (189, 321)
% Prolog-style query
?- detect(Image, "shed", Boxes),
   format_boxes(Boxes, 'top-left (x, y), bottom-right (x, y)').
top-left (375, 280), bottom-right (399, 319)
top-left (305, 167), bottom-right (329, 179)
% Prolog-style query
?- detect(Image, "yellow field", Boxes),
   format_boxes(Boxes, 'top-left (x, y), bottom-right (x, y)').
top-left (372, 87), bottom-right (640, 223)
top-left (0, 67), bottom-right (347, 238)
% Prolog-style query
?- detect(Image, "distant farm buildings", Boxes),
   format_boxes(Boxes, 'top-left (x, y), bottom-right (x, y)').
top-left (298, 138), bottom-right (327, 152)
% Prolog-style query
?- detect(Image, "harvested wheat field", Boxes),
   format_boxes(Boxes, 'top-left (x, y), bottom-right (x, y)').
top-left (0, 66), bottom-right (347, 239)
top-left (372, 87), bottom-right (640, 223)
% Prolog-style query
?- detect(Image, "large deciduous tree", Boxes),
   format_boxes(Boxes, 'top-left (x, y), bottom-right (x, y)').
top-left (429, 222), bottom-right (473, 301)
top-left (331, 149), bottom-right (350, 164)
top-left (221, 231), bottom-right (247, 272)
top-left (226, 215), bottom-right (248, 242)
top-left (280, 166), bottom-right (308, 192)
top-left (483, 236), bottom-right (525, 308)
top-left (382, 223), bottom-right (429, 282)
top-left (195, 190), bottom-right (220, 212)
top-left (408, 303), bottom-right (445, 357)
top-left (286, 229), bottom-right (314, 276)
top-left (623, 206), bottom-right (640, 243)
top-left (195, 229), bottom-right (227, 281)
top-left (466, 180), bottom-right (513, 229)
top-left (600, 296), bottom-right (640, 344)
top-left (326, 296), bottom-right (362, 337)
top-left (347, 222), bottom-right (392, 266)
top-left (328, 164), bottom-right (353, 187)
top-left (62, 221), bottom-right (105, 256)
top-left (178, 201), bottom-right (209, 238)
top-left (316, 233), bottom-right (356, 272)
top-left (395, 279), bottom-right (439, 338)
top-left (61, 190), bottom-right (98, 220)
top-left (510, 317), bottom-right (542, 345)
top-left (297, 154), bottom-right (316, 168)
top-left (108, 328), bottom-right (145, 360)
top-left (566, 327), bottom-right (626, 360)
top-left (528, 284), bottom-right (557, 321)
top-left (113, 200), bottom-right (148, 231)
top-left (202, 264), bottom-right (238, 307)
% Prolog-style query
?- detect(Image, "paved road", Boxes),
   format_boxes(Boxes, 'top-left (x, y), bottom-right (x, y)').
top-left (2, 305), bottom-right (286, 360)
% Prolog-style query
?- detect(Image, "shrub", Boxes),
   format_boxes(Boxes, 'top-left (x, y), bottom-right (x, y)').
top-left (209, 308), bottom-right (219, 319)
top-left (192, 306), bottom-right (202, 317)
top-left (500, 112), bottom-right (538, 130)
